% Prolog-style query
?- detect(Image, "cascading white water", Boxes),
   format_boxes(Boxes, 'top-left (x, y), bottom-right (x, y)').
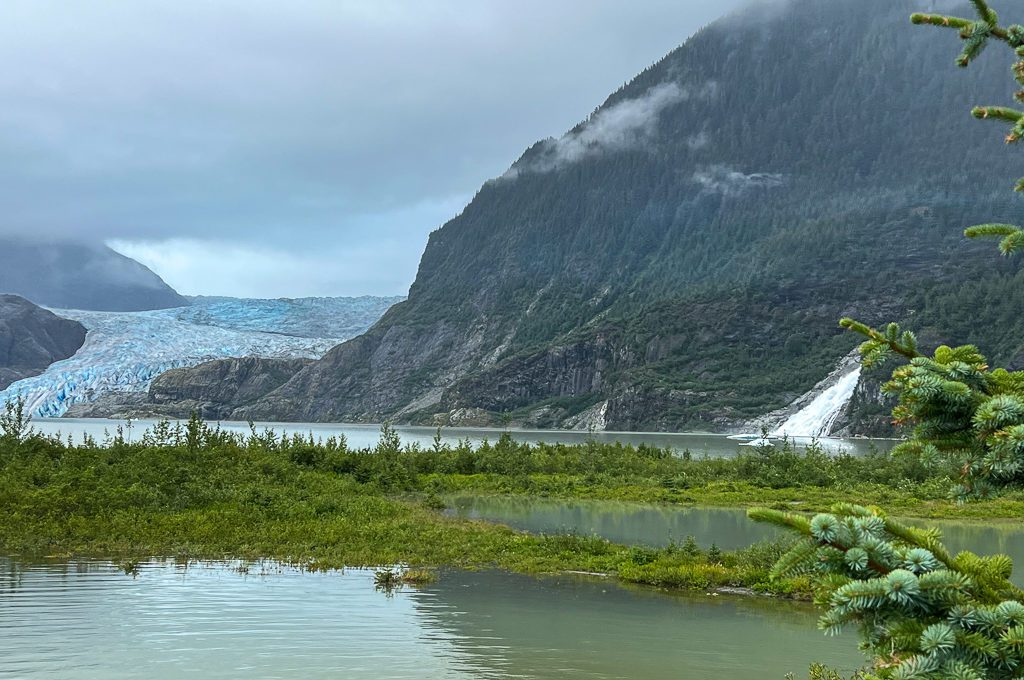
top-left (771, 367), bottom-right (862, 438)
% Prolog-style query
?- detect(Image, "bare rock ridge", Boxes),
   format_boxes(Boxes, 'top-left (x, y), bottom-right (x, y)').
top-left (0, 295), bottom-right (86, 390)
top-left (152, 0), bottom-right (1024, 431)
top-left (63, 357), bottom-right (313, 420)
top-left (0, 239), bottom-right (187, 312)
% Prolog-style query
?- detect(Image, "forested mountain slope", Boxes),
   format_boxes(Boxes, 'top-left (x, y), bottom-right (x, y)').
top-left (237, 0), bottom-right (1024, 430)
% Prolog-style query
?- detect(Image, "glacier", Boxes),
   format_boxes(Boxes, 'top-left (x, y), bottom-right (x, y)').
top-left (0, 296), bottom-right (400, 418)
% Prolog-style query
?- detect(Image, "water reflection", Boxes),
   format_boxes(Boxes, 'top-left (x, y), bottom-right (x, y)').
top-left (409, 571), bottom-right (862, 680)
top-left (449, 498), bottom-right (1024, 586)
top-left (0, 559), bottom-right (474, 679)
top-left (0, 558), bottom-right (863, 679)
top-left (447, 496), bottom-right (784, 550)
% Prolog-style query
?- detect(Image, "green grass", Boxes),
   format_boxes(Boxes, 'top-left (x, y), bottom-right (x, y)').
top-left (0, 417), bottom-right (1015, 599)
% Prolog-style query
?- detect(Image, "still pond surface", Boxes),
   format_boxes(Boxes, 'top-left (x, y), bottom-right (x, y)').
top-left (0, 558), bottom-right (861, 679)
top-left (448, 497), bottom-right (1024, 585)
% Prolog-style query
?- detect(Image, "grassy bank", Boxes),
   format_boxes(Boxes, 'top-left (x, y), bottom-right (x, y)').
top-left (0, 417), bottom-right (1014, 596)
top-left (0, 420), bottom-right (816, 596)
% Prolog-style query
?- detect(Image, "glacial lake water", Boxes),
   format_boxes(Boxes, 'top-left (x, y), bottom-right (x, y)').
top-left (448, 497), bottom-right (1024, 585)
top-left (34, 418), bottom-right (892, 458)
top-left (0, 559), bottom-right (863, 679)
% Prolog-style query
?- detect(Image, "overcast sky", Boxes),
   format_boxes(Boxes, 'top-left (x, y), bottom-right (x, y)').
top-left (0, 0), bottom-right (746, 298)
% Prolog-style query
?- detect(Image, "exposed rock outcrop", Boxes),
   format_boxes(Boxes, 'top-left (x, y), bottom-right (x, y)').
top-left (64, 357), bottom-right (313, 420)
top-left (0, 295), bottom-right (86, 390)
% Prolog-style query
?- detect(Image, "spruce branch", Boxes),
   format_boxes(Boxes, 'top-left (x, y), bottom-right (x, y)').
top-left (964, 224), bottom-right (1024, 254)
top-left (972, 106), bottom-right (1024, 123)
top-left (910, 14), bottom-right (976, 32)
top-left (840, 318), bottom-right (921, 362)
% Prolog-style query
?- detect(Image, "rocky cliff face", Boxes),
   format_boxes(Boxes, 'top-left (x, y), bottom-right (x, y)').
top-left (0, 239), bottom-right (187, 312)
top-left (205, 0), bottom-right (1024, 430)
top-left (150, 357), bottom-right (314, 419)
top-left (831, 366), bottom-right (900, 439)
top-left (64, 357), bottom-right (313, 420)
top-left (0, 295), bottom-right (86, 390)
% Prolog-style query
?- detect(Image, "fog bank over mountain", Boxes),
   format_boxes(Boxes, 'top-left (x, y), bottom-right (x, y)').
top-left (0, 0), bottom-right (746, 297)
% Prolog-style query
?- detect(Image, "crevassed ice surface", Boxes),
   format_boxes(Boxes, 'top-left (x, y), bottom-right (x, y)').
top-left (176, 295), bottom-right (402, 338)
top-left (772, 367), bottom-right (862, 438)
top-left (0, 297), bottom-right (399, 418)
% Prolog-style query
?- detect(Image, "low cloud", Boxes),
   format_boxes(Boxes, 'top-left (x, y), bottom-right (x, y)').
top-left (686, 131), bottom-right (711, 150)
top-left (692, 165), bottom-right (785, 195)
top-left (0, 1), bottom-right (750, 296)
top-left (502, 81), bottom-right (715, 179)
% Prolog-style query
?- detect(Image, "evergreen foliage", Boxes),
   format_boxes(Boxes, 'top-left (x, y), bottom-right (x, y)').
top-left (912, 0), bottom-right (1024, 249)
top-left (843, 0), bottom-right (1024, 497)
top-left (762, 5), bottom-right (1024, 677)
top-left (753, 504), bottom-right (1024, 679)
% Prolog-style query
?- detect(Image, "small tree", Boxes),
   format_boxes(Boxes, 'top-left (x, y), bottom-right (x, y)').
top-left (0, 397), bottom-right (33, 445)
top-left (757, 3), bottom-right (1024, 677)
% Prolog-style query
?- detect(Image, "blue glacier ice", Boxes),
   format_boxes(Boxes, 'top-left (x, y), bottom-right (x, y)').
top-left (0, 296), bottom-right (400, 417)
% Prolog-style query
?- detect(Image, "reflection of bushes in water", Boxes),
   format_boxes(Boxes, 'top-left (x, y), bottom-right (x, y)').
top-left (785, 663), bottom-right (864, 680)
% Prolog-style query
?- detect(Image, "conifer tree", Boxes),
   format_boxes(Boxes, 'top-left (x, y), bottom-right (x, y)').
top-left (754, 4), bottom-right (1024, 677)
top-left (751, 504), bottom-right (1024, 679)
top-left (842, 0), bottom-right (1024, 497)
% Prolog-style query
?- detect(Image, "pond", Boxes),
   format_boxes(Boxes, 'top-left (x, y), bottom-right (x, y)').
top-left (35, 418), bottom-right (892, 458)
top-left (447, 497), bottom-right (1024, 584)
top-left (0, 558), bottom-right (861, 679)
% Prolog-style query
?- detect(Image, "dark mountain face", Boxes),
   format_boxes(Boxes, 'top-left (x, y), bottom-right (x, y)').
top-left (0, 239), bottom-right (187, 312)
top-left (235, 0), bottom-right (1024, 429)
top-left (0, 295), bottom-right (86, 390)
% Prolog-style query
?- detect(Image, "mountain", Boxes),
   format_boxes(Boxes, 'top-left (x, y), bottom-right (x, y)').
top-left (0, 295), bottom-right (86, 390)
top-left (207, 0), bottom-right (1024, 430)
top-left (1, 296), bottom-right (400, 417)
top-left (0, 239), bottom-right (187, 311)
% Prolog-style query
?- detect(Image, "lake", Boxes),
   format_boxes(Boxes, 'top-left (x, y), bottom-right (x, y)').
top-left (0, 558), bottom-right (862, 679)
top-left (34, 418), bottom-right (892, 458)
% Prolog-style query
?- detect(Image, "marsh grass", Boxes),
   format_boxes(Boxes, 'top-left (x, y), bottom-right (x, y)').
top-left (0, 413), bottom-right (1010, 598)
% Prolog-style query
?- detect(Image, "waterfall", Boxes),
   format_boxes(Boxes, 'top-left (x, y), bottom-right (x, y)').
top-left (771, 367), bottom-right (862, 438)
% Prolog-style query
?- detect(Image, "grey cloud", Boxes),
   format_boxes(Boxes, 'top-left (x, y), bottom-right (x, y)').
top-left (0, 0), bottom-right (748, 296)
top-left (693, 165), bottom-right (786, 195)
top-left (686, 131), bottom-right (711, 150)
top-left (503, 80), bottom-right (716, 179)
